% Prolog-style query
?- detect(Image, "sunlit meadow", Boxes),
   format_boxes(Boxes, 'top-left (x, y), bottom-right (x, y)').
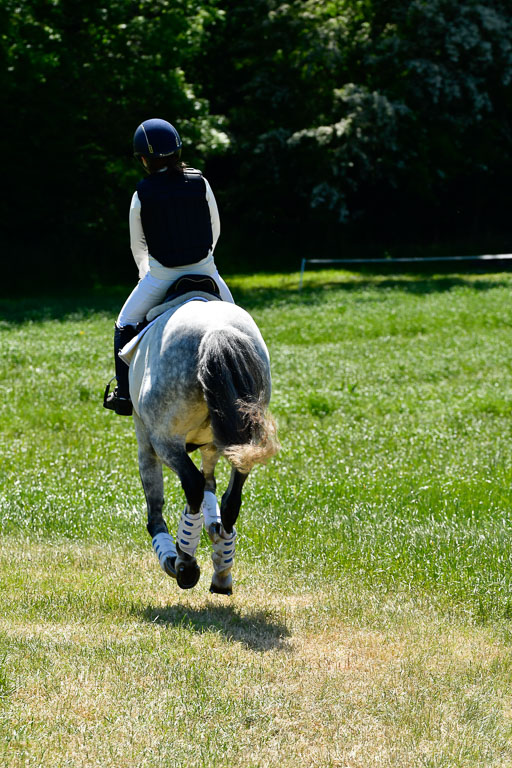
top-left (1, 270), bottom-right (512, 767)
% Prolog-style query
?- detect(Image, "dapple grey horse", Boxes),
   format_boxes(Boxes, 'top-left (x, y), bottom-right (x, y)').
top-left (128, 298), bottom-right (279, 595)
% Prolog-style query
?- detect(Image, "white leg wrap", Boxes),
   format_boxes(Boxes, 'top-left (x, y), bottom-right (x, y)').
top-left (211, 527), bottom-right (236, 575)
top-left (152, 532), bottom-right (177, 575)
top-left (201, 491), bottom-right (221, 537)
top-left (176, 508), bottom-right (203, 557)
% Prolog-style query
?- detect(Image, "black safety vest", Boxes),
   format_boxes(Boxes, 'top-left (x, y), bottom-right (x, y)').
top-left (136, 168), bottom-right (213, 267)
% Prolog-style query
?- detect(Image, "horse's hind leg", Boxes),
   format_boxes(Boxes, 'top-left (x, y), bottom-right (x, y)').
top-left (199, 444), bottom-right (222, 535)
top-left (200, 444), bottom-right (220, 494)
top-left (205, 467), bottom-right (248, 596)
top-left (199, 445), bottom-right (230, 593)
top-left (221, 468), bottom-right (248, 533)
top-left (152, 436), bottom-right (205, 590)
top-left (134, 414), bottom-right (177, 579)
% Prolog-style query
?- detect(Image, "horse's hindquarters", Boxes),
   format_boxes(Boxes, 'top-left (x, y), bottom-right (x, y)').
top-left (133, 299), bottom-right (278, 594)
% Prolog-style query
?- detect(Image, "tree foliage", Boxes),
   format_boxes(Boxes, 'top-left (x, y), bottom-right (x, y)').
top-left (1, 0), bottom-right (512, 284)
top-left (2, 0), bottom-right (225, 282)
top-left (197, 0), bottom-right (512, 242)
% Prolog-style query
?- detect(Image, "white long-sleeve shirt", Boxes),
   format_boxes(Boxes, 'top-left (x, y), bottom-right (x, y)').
top-left (129, 175), bottom-right (221, 280)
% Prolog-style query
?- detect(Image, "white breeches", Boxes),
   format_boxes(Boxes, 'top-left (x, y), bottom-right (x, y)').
top-left (117, 253), bottom-right (235, 327)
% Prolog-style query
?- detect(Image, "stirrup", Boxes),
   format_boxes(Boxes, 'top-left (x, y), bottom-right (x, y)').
top-left (103, 377), bottom-right (133, 416)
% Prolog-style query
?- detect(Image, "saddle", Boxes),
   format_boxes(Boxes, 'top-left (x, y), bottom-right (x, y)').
top-left (162, 274), bottom-right (221, 303)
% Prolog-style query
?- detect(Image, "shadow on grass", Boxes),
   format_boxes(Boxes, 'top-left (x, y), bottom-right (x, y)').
top-left (0, 288), bottom-right (127, 324)
top-left (0, 270), bottom-right (510, 323)
top-left (140, 602), bottom-right (290, 652)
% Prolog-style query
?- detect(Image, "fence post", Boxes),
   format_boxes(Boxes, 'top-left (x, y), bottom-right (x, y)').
top-left (299, 258), bottom-right (307, 290)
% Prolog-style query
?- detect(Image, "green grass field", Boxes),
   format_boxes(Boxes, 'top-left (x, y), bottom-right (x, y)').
top-left (2, 270), bottom-right (512, 767)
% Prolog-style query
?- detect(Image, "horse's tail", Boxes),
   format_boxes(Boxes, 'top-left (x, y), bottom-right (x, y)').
top-left (198, 327), bottom-right (279, 473)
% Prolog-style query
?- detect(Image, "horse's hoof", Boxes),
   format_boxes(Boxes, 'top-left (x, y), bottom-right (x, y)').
top-left (175, 557), bottom-right (200, 590)
top-left (209, 582), bottom-right (232, 596)
top-left (162, 556), bottom-right (177, 579)
top-left (210, 572), bottom-right (232, 596)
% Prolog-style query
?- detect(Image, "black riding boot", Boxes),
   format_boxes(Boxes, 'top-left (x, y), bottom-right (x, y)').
top-left (103, 324), bottom-right (137, 416)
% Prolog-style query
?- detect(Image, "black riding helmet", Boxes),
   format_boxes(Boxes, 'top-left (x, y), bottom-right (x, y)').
top-left (133, 118), bottom-right (182, 159)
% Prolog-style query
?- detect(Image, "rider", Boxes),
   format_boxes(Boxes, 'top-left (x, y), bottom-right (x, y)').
top-left (104, 118), bottom-right (234, 416)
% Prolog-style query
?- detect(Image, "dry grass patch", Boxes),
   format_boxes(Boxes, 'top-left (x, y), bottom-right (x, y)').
top-left (1, 541), bottom-right (512, 767)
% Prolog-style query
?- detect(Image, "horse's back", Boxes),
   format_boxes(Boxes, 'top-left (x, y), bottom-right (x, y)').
top-left (172, 300), bottom-right (266, 342)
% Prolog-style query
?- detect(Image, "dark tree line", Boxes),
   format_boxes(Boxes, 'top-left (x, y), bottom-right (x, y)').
top-left (2, 0), bottom-right (512, 287)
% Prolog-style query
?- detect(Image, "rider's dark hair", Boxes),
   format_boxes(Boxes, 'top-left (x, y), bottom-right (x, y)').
top-left (144, 153), bottom-right (185, 174)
